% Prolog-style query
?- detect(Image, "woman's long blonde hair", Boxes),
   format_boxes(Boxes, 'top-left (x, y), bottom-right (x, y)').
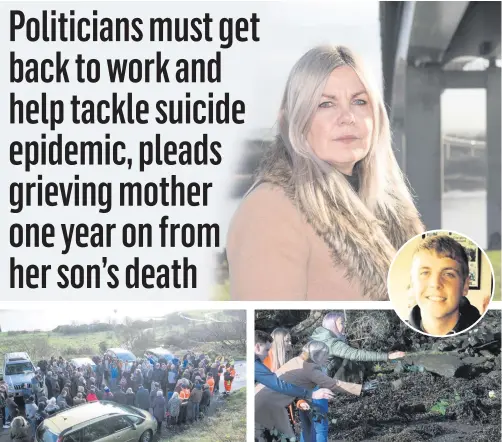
top-left (257, 45), bottom-right (422, 237)
top-left (270, 328), bottom-right (292, 371)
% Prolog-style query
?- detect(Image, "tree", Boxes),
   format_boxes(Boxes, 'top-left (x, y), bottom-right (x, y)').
top-left (203, 320), bottom-right (246, 355)
top-left (130, 330), bottom-right (156, 355)
top-left (255, 310), bottom-right (313, 332)
top-left (290, 310), bottom-right (324, 338)
top-left (119, 321), bottom-right (157, 354)
top-left (99, 341), bottom-right (108, 354)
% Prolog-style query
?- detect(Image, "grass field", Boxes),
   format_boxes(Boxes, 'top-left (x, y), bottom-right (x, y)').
top-left (0, 310), bottom-right (244, 363)
top-left (163, 388), bottom-right (246, 442)
top-left (189, 341), bottom-right (246, 362)
top-left (487, 250), bottom-right (501, 301)
top-left (0, 330), bottom-right (120, 363)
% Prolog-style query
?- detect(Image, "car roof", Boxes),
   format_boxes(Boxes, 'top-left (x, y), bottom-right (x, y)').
top-left (108, 348), bottom-right (132, 354)
top-left (5, 352), bottom-right (30, 362)
top-left (107, 348), bottom-right (136, 359)
top-left (146, 348), bottom-right (172, 355)
top-left (43, 401), bottom-right (135, 433)
top-left (70, 358), bottom-right (96, 366)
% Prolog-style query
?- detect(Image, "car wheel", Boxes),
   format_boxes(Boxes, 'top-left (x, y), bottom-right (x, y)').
top-left (139, 430), bottom-right (153, 442)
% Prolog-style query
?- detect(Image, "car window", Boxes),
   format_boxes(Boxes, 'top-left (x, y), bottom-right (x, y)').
top-left (82, 420), bottom-right (113, 442)
top-left (5, 362), bottom-right (34, 375)
top-left (63, 431), bottom-right (81, 442)
top-left (127, 415), bottom-right (144, 425)
top-left (36, 425), bottom-right (59, 442)
top-left (108, 415), bottom-right (133, 433)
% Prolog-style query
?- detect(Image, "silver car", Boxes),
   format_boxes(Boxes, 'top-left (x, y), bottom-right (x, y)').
top-left (3, 352), bottom-right (35, 397)
top-left (36, 401), bottom-right (157, 442)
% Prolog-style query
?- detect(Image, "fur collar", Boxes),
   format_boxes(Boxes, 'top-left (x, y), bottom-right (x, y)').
top-left (256, 145), bottom-right (424, 300)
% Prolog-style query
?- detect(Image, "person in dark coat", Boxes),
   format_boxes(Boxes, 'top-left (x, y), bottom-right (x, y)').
top-left (37, 360), bottom-right (48, 375)
top-left (132, 369), bottom-right (144, 392)
top-left (149, 383), bottom-right (161, 409)
top-left (6, 394), bottom-right (19, 424)
top-left (34, 403), bottom-right (49, 428)
top-left (45, 372), bottom-right (53, 399)
top-left (166, 392), bottom-right (181, 425)
top-left (64, 383), bottom-right (73, 406)
top-left (9, 416), bottom-right (31, 442)
top-left (151, 364), bottom-right (163, 390)
top-left (56, 390), bottom-right (69, 410)
top-left (50, 372), bottom-right (61, 398)
top-left (189, 384), bottom-right (203, 421)
top-left (30, 372), bottom-right (45, 405)
top-left (70, 373), bottom-right (79, 398)
top-left (200, 384), bottom-right (211, 416)
top-left (113, 388), bottom-right (127, 405)
top-left (210, 363), bottom-right (222, 393)
top-left (152, 391), bottom-right (166, 434)
top-left (135, 385), bottom-right (150, 411)
top-left (125, 388), bottom-right (135, 406)
top-left (73, 393), bottom-right (86, 406)
top-left (167, 365), bottom-right (178, 392)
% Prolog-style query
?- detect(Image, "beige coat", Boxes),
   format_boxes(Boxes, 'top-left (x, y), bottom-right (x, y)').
top-left (255, 356), bottom-right (362, 437)
top-left (228, 183), bottom-right (365, 300)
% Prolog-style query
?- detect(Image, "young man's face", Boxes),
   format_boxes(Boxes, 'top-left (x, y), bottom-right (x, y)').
top-left (254, 342), bottom-right (272, 360)
top-left (411, 250), bottom-right (469, 320)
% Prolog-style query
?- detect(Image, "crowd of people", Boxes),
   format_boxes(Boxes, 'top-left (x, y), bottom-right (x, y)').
top-left (1, 351), bottom-right (238, 441)
top-left (254, 311), bottom-right (406, 442)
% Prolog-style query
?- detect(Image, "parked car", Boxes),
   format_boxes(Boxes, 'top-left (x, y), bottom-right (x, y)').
top-left (36, 401), bottom-right (156, 442)
top-left (70, 358), bottom-right (97, 372)
top-left (3, 352), bottom-right (35, 398)
top-left (144, 348), bottom-right (173, 364)
top-left (105, 348), bottom-right (137, 371)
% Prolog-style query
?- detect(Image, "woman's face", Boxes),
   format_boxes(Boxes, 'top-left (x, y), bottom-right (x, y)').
top-left (307, 66), bottom-right (373, 175)
top-left (335, 317), bottom-right (345, 335)
top-left (284, 333), bottom-right (292, 351)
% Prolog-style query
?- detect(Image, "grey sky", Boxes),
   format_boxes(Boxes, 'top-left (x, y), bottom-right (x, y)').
top-left (0, 304), bottom-right (181, 331)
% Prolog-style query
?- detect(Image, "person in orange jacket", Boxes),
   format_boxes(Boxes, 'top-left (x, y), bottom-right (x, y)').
top-left (178, 383), bottom-right (191, 424)
top-left (206, 373), bottom-right (215, 395)
top-left (223, 365), bottom-right (236, 395)
top-left (179, 386), bottom-right (191, 400)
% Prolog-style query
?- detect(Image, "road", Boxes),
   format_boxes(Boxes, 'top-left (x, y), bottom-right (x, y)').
top-left (213, 359), bottom-right (246, 392)
top-left (0, 361), bottom-right (247, 441)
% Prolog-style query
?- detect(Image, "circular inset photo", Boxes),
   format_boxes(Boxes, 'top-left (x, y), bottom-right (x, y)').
top-left (388, 230), bottom-right (494, 337)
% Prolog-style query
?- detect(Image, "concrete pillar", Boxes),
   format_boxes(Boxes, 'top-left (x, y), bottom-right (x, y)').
top-left (405, 65), bottom-right (442, 230)
top-left (486, 65), bottom-right (501, 249)
top-left (391, 116), bottom-right (406, 169)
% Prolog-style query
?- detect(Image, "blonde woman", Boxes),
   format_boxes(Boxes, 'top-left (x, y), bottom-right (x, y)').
top-left (228, 45), bottom-right (424, 300)
top-left (263, 328), bottom-right (293, 372)
top-left (262, 328), bottom-right (296, 428)
top-left (255, 341), bottom-right (363, 439)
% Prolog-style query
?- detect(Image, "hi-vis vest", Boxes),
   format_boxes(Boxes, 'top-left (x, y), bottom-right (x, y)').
top-left (207, 378), bottom-right (215, 393)
top-left (179, 388), bottom-right (190, 400)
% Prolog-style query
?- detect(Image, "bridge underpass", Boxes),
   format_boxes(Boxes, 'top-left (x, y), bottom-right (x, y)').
top-left (380, 1), bottom-right (501, 248)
